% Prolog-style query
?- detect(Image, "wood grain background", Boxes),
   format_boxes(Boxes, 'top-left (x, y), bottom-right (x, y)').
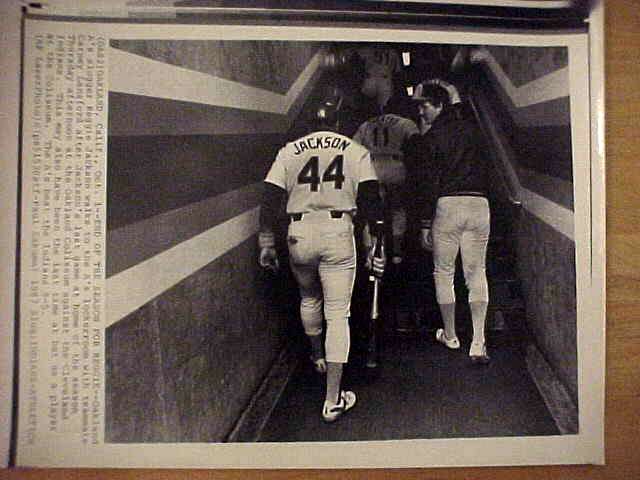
top-left (4, 1), bottom-right (639, 478)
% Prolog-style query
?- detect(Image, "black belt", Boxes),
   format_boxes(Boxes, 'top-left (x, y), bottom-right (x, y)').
top-left (441, 191), bottom-right (487, 198)
top-left (290, 211), bottom-right (345, 222)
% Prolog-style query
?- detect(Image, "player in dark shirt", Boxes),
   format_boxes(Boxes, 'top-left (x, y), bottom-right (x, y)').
top-left (406, 81), bottom-right (491, 364)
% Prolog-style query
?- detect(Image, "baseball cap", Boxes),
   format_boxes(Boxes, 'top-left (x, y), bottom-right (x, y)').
top-left (411, 79), bottom-right (460, 105)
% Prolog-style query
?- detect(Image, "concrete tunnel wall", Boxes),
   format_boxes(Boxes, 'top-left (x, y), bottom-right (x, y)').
top-left (104, 40), bottom-right (324, 442)
top-left (478, 46), bottom-right (578, 406)
top-left (102, 39), bottom-right (580, 441)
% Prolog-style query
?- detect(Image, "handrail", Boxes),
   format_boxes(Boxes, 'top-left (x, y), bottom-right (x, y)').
top-left (468, 92), bottom-right (523, 208)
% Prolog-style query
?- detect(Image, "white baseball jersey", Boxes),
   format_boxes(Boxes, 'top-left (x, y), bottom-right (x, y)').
top-left (265, 131), bottom-right (377, 214)
top-left (353, 114), bottom-right (419, 186)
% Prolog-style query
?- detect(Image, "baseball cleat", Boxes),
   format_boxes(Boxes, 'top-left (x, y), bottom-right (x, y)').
top-left (435, 328), bottom-right (460, 349)
top-left (469, 341), bottom-right (490, 364)
top-left (322, 390), bottom-right (357, 423)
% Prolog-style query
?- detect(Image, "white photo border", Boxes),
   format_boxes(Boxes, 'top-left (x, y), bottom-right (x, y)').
top-left (16, 13), bottom-right (605, 468)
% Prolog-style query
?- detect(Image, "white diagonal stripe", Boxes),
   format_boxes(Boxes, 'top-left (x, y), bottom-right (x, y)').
top-left (109, 47), bottom-right (324, 114)
top-left (522, 187), bottom-right (574, 241)
top-left (105, 207), bottom-right (259, 327)
top-left (103, 187), bottom-right (574, 329)
top-left (479, 47), bottom-right (569, 107)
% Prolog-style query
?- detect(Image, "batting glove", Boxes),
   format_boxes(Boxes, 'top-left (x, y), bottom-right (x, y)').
top-left (259, 247), bottom-right (279, 272)
top-left (371, 254), bottom-right (386, 278)
top-left (366, 245), bottom-right (386, 278)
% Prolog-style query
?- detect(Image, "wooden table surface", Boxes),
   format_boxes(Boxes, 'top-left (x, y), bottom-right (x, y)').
top-left (4, 1), bottom-right (639, 478)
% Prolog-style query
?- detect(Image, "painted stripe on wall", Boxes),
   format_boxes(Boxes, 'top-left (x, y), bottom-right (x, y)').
top-left (109, 47), bottom-right (324, 115)
top-left (522, 187), bottom-right (574, 241)
top-left (479, 88), bottom-right (574, 238)
top-left (518, 167), bottom-right (573, 211)
top-left (479, 48), bottom-right (569, 108)
top-left (108, 93), bottom-right (290, 136)
top-left (477, 51), bottom-right (575, 237)
top-left (107, 133), bottom-right (282, 229)
top-left (107, 56), bottom-right (324, 137)
top-left (105, 207), bottom-right (259, 327)
top-left (485, 73), bottom-right (570, 128)
top-left (513, 97), bottom-right (570, 127)
top-left (102, 187), bottom-right (572, 328)
top-left (110, 40), bottom-right (318, 95)
top-left (107, 182), bottom-right (262, 277)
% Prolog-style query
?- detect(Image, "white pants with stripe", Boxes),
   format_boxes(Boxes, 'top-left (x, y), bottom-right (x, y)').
top-left (287, 212), bottom-right (356, 364)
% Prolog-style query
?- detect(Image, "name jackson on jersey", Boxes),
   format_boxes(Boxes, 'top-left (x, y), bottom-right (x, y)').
top-left (293, 135), bottom-right (351, 155)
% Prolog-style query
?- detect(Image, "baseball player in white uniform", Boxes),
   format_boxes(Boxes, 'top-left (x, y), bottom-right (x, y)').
top-left (353, 113), bottom-right (419, 265)
top-left (258, 103), bottom-right (385, 422)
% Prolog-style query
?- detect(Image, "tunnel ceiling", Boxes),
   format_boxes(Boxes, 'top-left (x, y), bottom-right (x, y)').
top-left (331, 42), bottom-right (461, 85)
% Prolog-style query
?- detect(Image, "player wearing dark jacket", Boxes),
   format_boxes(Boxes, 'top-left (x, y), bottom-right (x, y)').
top-left (406, 81), bottom-right (491, 364)
top-left (411, 102), bottom-right (489, 222)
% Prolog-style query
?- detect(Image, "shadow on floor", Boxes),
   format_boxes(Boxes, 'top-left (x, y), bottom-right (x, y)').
top-left (259, 332), bottom-right (559, 442)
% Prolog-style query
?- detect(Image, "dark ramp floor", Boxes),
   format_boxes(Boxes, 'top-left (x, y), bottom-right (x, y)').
top-left (259, 333), bottom-right (559, 442)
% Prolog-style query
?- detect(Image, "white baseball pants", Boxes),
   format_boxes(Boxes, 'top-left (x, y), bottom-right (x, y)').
top-left (287, 212), bottom-right (356, 364)
top-left (432, 196), bottom-right (490, 305)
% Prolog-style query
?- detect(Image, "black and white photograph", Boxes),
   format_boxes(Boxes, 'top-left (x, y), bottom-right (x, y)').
top-left (9, 0), bottom-right (606, 469)
top-left (104, 38), bottom-right (579, 443)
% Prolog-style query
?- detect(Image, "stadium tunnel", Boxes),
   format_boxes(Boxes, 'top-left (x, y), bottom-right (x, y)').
top-left (104, 39), bottom-right (577, 442)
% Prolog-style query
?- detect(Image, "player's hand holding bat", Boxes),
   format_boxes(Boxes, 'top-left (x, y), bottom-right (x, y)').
top-left (366, 221), bottom-right (385, 369)
top-left (259, 247), bottom-right (280, 272)
top-left (367, 220), bottom-right (386, 279)
top-left (367, 247), bottom-right (386, 278)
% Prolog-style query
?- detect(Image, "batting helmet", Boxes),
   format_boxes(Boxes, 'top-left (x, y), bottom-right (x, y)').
top-left (315, 95), bottom-right (343, 130)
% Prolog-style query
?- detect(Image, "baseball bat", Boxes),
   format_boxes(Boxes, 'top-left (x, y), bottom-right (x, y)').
top-left (370, 276), bottom-right (380, 320)
top-left (366, 273), bottom-right (380, 368)
top-left (367, 223), bottom-right (384, 368)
